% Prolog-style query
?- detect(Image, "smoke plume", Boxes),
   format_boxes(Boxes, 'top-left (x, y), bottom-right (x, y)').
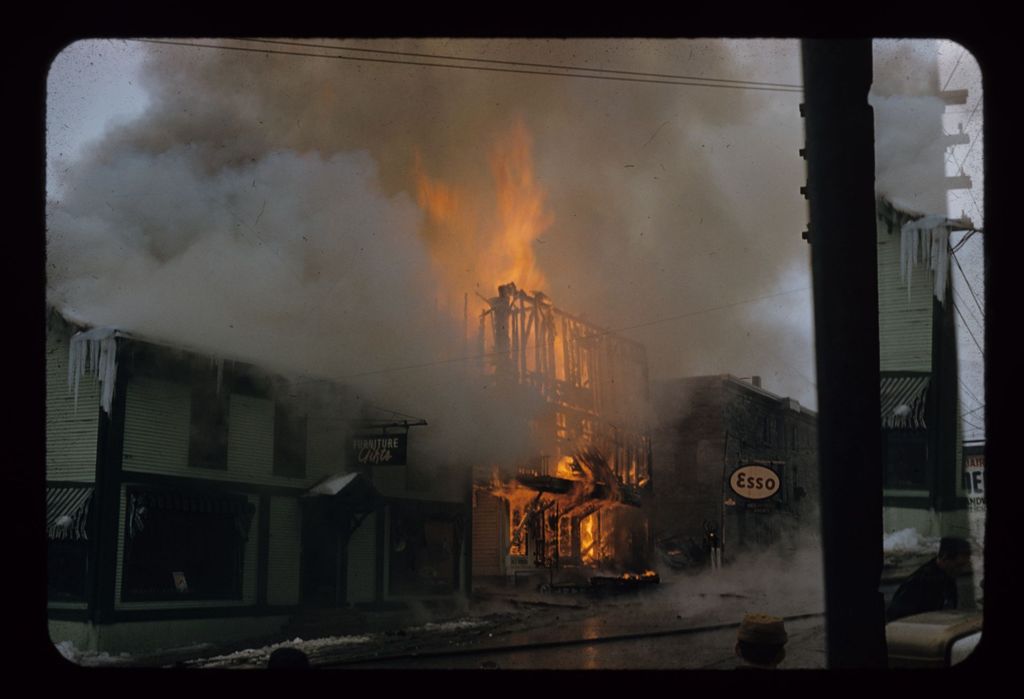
top-left (47, 38), bottom-right (813, 465)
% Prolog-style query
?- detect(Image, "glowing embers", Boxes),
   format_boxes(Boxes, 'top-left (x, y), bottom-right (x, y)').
top-left (488, 475), bottom-right (626, 569)
top-left (579, 510), bottom-right (599, 565)
top-left (554, 455), bottom-right (586, 481)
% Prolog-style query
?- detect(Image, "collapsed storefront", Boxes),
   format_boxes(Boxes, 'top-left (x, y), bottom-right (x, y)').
top-left (471, 284), bottom-right (655, 585)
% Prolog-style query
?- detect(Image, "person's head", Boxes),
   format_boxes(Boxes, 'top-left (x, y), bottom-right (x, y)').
top-left (267, 647), bottom-right (310, 669)
top-left (936, 537), bottom-right (972, 577)
top-left (735, 613), bottom-right (788, 668)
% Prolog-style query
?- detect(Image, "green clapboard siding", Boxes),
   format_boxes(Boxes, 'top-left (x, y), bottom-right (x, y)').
top-left (46, 326), bottom-right (99, 481)
top-left (347, 514), bottom-right (376, 604)
top-left (877, 227), bottom-right (934, 372)
top-left (122, 378), bottom-right (190, 473)
top-left (226, 394), bottom-right (274, 480)
top-left (266, 497), bottom-right (301, 606)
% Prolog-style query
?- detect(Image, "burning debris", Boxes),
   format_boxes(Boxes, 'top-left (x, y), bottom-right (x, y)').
top-left (472, 283), bottom-right (654, 581)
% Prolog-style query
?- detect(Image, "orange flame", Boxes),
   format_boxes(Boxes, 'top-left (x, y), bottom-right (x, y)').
top-left (413, 120), bottom-right (553, 317)
top-left (488, 120), bottom-right (553, 293)
top-left (580, 511), bottom-right (599, 565)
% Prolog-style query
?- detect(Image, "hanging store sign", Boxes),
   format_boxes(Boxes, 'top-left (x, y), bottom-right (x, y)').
top-left (729, 464), bottom-right (781, 501)
top-left (962, 448), bottom-right (985, 513)
top-left (352, 433), bottom-right (407, 466)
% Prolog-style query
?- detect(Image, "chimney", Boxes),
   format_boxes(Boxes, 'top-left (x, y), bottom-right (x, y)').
top-left (751, 376), bottom-right (762, 389)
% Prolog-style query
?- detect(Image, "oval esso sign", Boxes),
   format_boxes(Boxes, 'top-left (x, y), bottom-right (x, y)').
top-left (730, 465), bottom-right (780, 500)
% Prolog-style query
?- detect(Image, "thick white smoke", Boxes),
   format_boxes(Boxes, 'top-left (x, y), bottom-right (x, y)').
top-left (870, 39), bottom-right (961, 216)
top-left (46, 38), bottom-right (813, 467)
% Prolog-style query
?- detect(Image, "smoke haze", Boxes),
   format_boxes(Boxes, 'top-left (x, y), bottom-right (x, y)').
top-left (47, 38), bottom-right (816, 466)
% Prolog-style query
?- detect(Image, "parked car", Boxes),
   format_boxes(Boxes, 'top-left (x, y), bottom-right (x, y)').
top-left (885, 610), bottom-right (982, 668)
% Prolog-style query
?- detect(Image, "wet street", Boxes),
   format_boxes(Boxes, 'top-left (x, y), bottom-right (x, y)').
top-left (161, 558), bottom-right (828, 670)
top-left (336, 611), bottom-right (825, 670)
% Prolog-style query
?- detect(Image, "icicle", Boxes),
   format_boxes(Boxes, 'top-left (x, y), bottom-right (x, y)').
top-left (216, 358), bottom-right (224, 395)
top-left (67, 328), bottom-right (118, 415)
top-left (900, 215), bottom-right (953, 306)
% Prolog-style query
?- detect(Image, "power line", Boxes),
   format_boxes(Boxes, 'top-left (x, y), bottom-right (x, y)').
top-left (955, 131), bottom-right (980, 173)
top-left (952, 285), bottom-right (983, 331)
top-left (951, 250), bottom-right (984, 320)
top-left (245, 38), bottom-right (805, 90)
top-left (961, 416), bottom-right (985, 432)
top-left (958, 377), bottom-right (983, 408)
top-left (597, 287), bottom-right (811, 335)
top-left (950, 230), bottom-right (975, 255)
top-left (961, 403), bottom-right (985, 419)
top-left (136, 39), bottom-right (805, 94)
top-left (334, 287), bottom-right (811, 381)
top-left (941, 47), bottom-right (966, 91)
top-left (953, 300), bottom-right (984, 356)
top-left (959, 97), bottom-right (983, 132)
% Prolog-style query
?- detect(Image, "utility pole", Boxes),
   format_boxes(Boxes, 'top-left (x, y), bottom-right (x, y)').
top-left (801, 39), bottom-right (888, 668)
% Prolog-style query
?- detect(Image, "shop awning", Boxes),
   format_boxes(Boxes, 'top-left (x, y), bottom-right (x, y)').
top-left (47, 486), bottom-right (94, 541)
top-left (127, 487), bottom-right (255, 541)
top-left (881, 375), bottom-right (930, 429)
top-left (303, 472), bottom-right (378, 510)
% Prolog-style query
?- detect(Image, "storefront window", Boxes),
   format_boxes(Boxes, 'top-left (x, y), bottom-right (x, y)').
top-left (122, 488), bottom-right (251, 601)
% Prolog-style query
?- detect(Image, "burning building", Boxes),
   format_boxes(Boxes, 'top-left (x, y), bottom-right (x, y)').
top-left (470, 282), bottom-right (655, 584)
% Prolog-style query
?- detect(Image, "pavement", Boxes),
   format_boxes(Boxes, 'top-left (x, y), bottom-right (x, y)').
top-left (106, 573), bottom-right (827, 669)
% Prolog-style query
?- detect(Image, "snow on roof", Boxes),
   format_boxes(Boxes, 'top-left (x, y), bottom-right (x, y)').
top-left (68, 327), bottom-right (120, 415)
top-left (305, 472), bottom-right (360, 497)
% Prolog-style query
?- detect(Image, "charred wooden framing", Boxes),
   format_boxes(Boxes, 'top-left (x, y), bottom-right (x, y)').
top-left (473, 283), bottom-right (654, 576)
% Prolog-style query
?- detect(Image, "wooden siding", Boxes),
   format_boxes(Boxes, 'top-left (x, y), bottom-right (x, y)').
top-left (266, 497), bottom-right (301, 606)
top-left (471, 492), bottom-right (503, 577)
top-left (346, 513), bottom-right (376, 603)
top-left (114, 485), bottom-right (259, 609)
top-left (306, 414), bottom-right (346, 483)
top-left (225, 394), bottom-right (274, 480)
top-left (122, 378), bottom-right (190, 473)
top-left (46, 326), bottom-right (99, 481)
top-left (123, 377), bottom-right (345, 488)
top-left (877, 226), bottom-right (934, 372)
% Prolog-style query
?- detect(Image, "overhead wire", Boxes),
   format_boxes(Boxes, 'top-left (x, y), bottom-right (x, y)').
top-left (953, 286), bottom-right (983, 331)
top-left (128, 39), bottom-right (809, 389)
top-left (244, 38), bottom-right (805, 89)
top-left (333, 287), bottom-right (811, 381)
top-left (958, 377), bottom-right (984, 408)
top-left (951, 251), bottom-right (984, 319)
top-left (961, 416), bottom-right (985, 432)
top-left (135, 38), bottom-right (805, 93)
top-left (953, 300), bottom-right (984, 357)
top-left (961, 403), bottom-right (985, 419)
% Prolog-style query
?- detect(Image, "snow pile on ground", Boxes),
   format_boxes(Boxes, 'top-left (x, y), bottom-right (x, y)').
top-left (54, 640), bottom-right (134, 667)
top-left (883, 528), bottom-right (938, 555)
top-left (196, 634), bottom-right (373, 668)
top-left (418, 619), bottom-right (486, 632)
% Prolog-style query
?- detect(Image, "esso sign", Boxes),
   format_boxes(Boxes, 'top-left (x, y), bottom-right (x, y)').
top-left (730, 465), bottom-right (780, 500)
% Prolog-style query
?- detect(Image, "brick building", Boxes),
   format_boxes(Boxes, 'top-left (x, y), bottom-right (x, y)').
top-left (652, 374), bottom-right (818, 563)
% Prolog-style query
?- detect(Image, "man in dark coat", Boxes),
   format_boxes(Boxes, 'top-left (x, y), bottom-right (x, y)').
top-left (886, 537), bottom-right (972, 622)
